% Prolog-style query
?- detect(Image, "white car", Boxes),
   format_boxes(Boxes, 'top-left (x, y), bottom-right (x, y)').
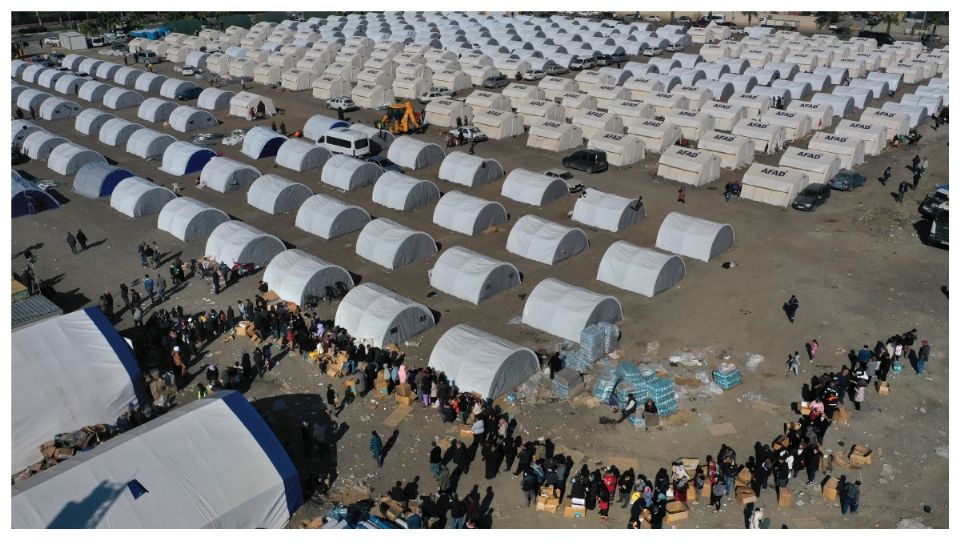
top-left (544, 64), bottom-right (568, 76)
top-left (327, 97), bottom-right (357, 111)
top-left (451, 125), bottom-right (488, 142)
top-left (181, 67), bottom-right (197, 76)
top-left (544, 168), bottom-right (583, 193)
top-left (642, 47), bottom-right (663, 57)
top-left (645, 15), bottom-right (662, 23)
top-left (665, 43), bottom-right (684, 52)
top-left (522, 69), bottom-right (545, 81)
top-left (417, 86), bottom-right (454, 103)
top-left (42, 37), bottom-right (61, 47)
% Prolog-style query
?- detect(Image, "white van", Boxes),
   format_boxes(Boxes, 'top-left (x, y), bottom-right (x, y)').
top-left (320, 127), bottom-right (372, 158)
top-left (570, 56), bottom-right (595, 71)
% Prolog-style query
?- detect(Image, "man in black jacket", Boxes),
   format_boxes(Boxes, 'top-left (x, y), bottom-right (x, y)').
top-left (429, 441), bottom-right (443, 481)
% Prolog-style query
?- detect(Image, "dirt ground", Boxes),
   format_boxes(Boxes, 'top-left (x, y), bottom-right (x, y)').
top-left (11, 37), bottom-right (949, 529)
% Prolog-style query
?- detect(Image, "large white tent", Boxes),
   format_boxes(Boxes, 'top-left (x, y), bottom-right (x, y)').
top-left (424, 98), bottom-right (474, 128)
top-left (521, 278), bottom-right (623, 343)
top-left (295, 194), bottom-right (370, 240)
top-left (571, 189), bottom-right (645, 232)
top-left (247, 174), bottom-right (313, 215)
top-left (472, 109), bottom-right (525, 140)
top-left (627, 119), bottom-right (682, 153)
top-left (807, 131), bottom-right (866, 169)
top-left (740, 163), bottom-right (809, 207)
top-left (242, 126), bottom-right (287, 159)
top-left (655, 211), bottom-right (735, 262)
top-left (159, 141), bottom-right (216, 176)
top-left (778, 146), bottom-right (841, 184)
top-left (429, 247), bottom-right (520, 304)
top-left (438, 152), bottom-right (504, 187)
top-left (433, 191), bottom-right (508, 236)
top-left (355, 218), bottom-right (438, 270)
top-left (732, 119), bottom-right (786, 154)
top-left (527, 120), bottom-right (584, 152)
top-left (197, 88), bottom-right (236, 111)
top-left (860, 107), bottom-right (910, 138)
top-left (656, 146), bottom-right (722, 186)
top-left (834, 119), bottom-right (888, 155)
top-left (516, 98), bottom-right (565, 127)
top-left (371, 171), bottom-right (441, 211)
top-left (302, 114), bottom-right (351, 142)
top-left (760, 109), bottom-right (812, 141)
top-left (786, 100), bottom-right (835, 130)
top-left (73, 162), bottom-right (134, 199)
top-left (507, 215), bottom-right (588, 265)
top-left (205, 221), bottom-right (285, 266)
top-left (102, 88), bottom-right (144, 110)
top-left (386, 136), bottom-right (445, 170)
top-left (22, 131), bottom-right (67, 160)
top-left (200, 157), bottom-right (261, 193)
top-left (697, 131), bottom-right (755, 169)
top-left (47, 143), bottom-right (106, 176)
top-left (321, 154), bottom-right (383, 191)
top-left (597, 241), bottom-right (686, 297)
top-left (335, 283), bottom-right (435, 347)
top-left (588, 131), bottom-right (646, 166)
top-left (428, 324), bottom-right (538, 399)
top-left (665, 109), bottom-right (716, 141)
top-left (168, 106), bottom-right (219, 133)
top-left (157, 197), bottom-right (230, 242)
top-left (37, 97), bottom-right (81, 121)
top-left (500, 168), bottom-right (570, 207)
top-left (12, 119), bottom-right (43, 150)
top-left (275, 139), bottom-right (332, 172)
top-left (229, 91), bottom-right (277, 119)
top-left (126, 128), bottom-right (177, 160)
top-left (263, 249), bottom-right (354, 306)
top-left (11, 307), bottom-right (144, 474)
top-left (11, 391), bottom-right (303, 529)
top-left (137, 98), bottom-right (177, 124)
top-left (98, 118), bottom-right (144, 147)
top-left (109, 177), bottom-right (176, 218)
top-left (465, 90), bottom-right (513, 115)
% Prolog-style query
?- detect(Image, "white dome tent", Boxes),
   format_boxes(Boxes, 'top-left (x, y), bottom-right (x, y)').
top-left (17, 89), bottom-right (52, 113)
top-left (740, 163), bottom-right (809, 208)
top-left (428, 324), bottom-right (538, 399)
top-left (355, 218), bottom-right (438, 270)
top-left (263, 249), bottom-right (355, 306)
top-left (77, 80), bottom-right (111, 103)
top-left (72, 162), bottom-right (134, 199)
top-left (571, 189), bottom-right (645, 233)
top-left (697, 131), bottom-right (755, 169)
top-left (12, 120), bottom-right (42, 150)
top-left (627, 119), bottom-right (682, 153)
top-left (303, 114), bottom-right (350, 142)
top-left (500, 169), bottom-right (569, 207)
top-left (110, 177), bottom-right (176, 217)
top-left (197, 88), bottom-right (236, 111)
top-left (99, 118), bottom-right (144, 147)
top-left (521, 278), bottom-right (623, 343)
top-left (22, 131), bottom-right (67, 160)
top-left (160, 79), bottom-right (200, 100)
top-left (597, 241), bottom-right (686, 297)
top-left (47, 143), bottom-right (106, 176)
top-left (335, 283), bottom-right (435, 347)
top-left (387, 136), bottom-right (446, 170)
top-left (276, 139), bottom-right (332, 172)
top-left (432, 191), bottom-right (508, 236)
top-left (126, 128), bottom-right (177, 160)
top-left (438, 151), bottom-right (504, 187)
top-left (168, 106), bottom-right (219, 133)
top-left (778, 146), bottom-right (841, 184)
top-left (321, 154), bottom-right (383, 191)
top-left (655, 211), bottom-right (735, 262)
top-left (880, 102), bottom-right (927, 128)
top-left (588, 131), bottom-right (645, 166)
top-left (37, 97), bottom-right (81, 121)
top-left (372, 171), bottom-right (441, 211)
top-left (657, 146), bottom-right (722, 186)
top-left (247, 174), bottom-right (313, 215)
top-left (200, 157), bottom-right (261, 192)
top-left (205, 221), bottom-right (286, 266)
top-left (429, 247), bottom-right (520, 305)
top-left (10, 308), bottom-right (144, 475)
top-left (295, 194), bottom-right (371, 240)
top-left (137, 97), bottom-right (177, 124)
top-left (229, 91), bottom-right (278, 119)
top-left (11, 391), bottom-right (303, 529)
top-left (425, 98), bottom-right (474, 128)
top-left (102, 88), bottom-right (145, 110)
top-left (157, 197), bottom-right (230, 242)
top-left (242, 126), bottom-right (288, 159)
top-left (134, 72), bottom-right (168, 93)
top-left (810, 92), bottom-right (854, 120)
top-left (159, 141), bottom-right (216, 176)
top-left (732, 119), bottom-right (786, 154)
top-left (527, 120), bottom-right (584, 152)
top-left (807, 132), bottom-right (866, 169)
top-left (472, 109), bottom-right (525, 140)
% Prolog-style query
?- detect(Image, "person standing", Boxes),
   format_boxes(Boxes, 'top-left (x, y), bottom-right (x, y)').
top-left (840, 480), bottom-right (860, 515)
top-left (75, 229), bottom-right (88, 251)
top-left (881, 166), bottom-right (891, 185)
top-left (805, 445), bottom-right (822, 485)
top-left (157, 275), bottom-right (167, 304)
top-left (133, 306), bottom-right (143, 327)
top-left (913, 170), bottom-right (922, 190)
top-left (785, 295), bottom-right (799, 323)
top-left (520, 470), bottom-right (538, 507)
top-left (912, 153), bottom-right (921, 171)
top-left (370, 431), bottom-right (384, 467)
top-left (808, 339), bottom-right (819, 362)
top-left (898, 180), bottom-right (910, 203)
top-left (920, 156), bottom-right (928, 175)
top-left (618, 393), bottom-right (638, 423)
top-left (677, 186), bottom-right (686, 203)
top-left (138, 242), bottom-right (148, 267)
top-left (448, 494), bottom-right (465, 529)
top-left (100, 291), bottom-right (114, 318)
top-left (710, 474), bottom-right (726, 512)
top-left (429, 441), bottom-right (443, 481)
top-left (119, 283), bottom-right (130, 311)
top-left (143, 274), bottom-right (155, 304)
top-left (917, 340), bottom-right (931, 374)
top-left (787, 351), bottom-right (800, 376)
top-left (66, 232), bottom-right (78, 255)
top-left (212, 271), bottom-right (221, 295)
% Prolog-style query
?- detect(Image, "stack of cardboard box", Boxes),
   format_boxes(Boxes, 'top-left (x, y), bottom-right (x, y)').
top-left (395, 383), bottom-right (415, 406)
top-left (536, 487), bottom-right (561, 513)
top-left (326, 352), bottom-right (347, 377)
top-left (374, 371), bottom-right (390, 395)
top-left (822, 476), bottom-right (840, 501)
top-left (563, 502), bottom-right (587, 518)
top-left (778, 488), bottom-right (793, 507)
top-left (848, 444), bottom-right (873, 466)
top-left (735, 486), bottom-right (757, 505)
top-left (664, 501), bottom-right (689, 523)
top-left (877, 381), bottom-right (890, 396)
top-left (833, 406), bottom-right (850, 425)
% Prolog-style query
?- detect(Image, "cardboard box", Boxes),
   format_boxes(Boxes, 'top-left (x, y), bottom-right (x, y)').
top-left (800, 401), bottom-right (812, 416)
top-left (822, 477), bottom-right (839, 501)
top-left (877, 381), bottom-right (890, 395)
top-left (736, 467), bottom-right (753, 487)
top-left (849, 445), bottom-right (873, 465)
top-left (680, 457), bottom-right (700, 471)
top-left (236, 322), bottom-right (250, 336)
top-left (540, 486), bottom-right (560, 498)
top-left (772, 435), bottom-right (791, 451)
top-left (784, 422), bottom-right (803, 435)
top-left (665, 501), bottom-right (689, 523)
top-left (830, 453), bottom-right (858, 470)
top-left (543, 499), bottom-right (560, 513)
top-left (735, 486), bottom-right (757, 505)
top-left (396, 394), bottom-right (416, 407)
top-left (563, 503), bottom-right (587, 518)
top-left (395, 383), bottom-right (412, 397)
top-left (778, 489), bottom-right (793, 507)
top-left (459, 426), bottom-right (474, 440)
top-left (263, 290), bottom-right (279, 302)
top-left (686, 483), bottom-right (698, 502)
top-left (54, 447), bottom-right (75, 460)
top-left (374, 379), bottom-right (390, 395)
top-left (834, 407), bottom-right (850, 425)
top-left (535, 495), bottom-right (548, 510)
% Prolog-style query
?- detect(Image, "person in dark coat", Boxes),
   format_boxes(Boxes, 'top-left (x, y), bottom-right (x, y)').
top-left (513, 443), bottom-right (532, 476)
top-left (452, 440), bottom-right (469, 473)
top-left (504, 435), bottom-right (520, 472)
top-left (75, 229), bottom-right (88, 251)
top-left (784, 295), bottom-right (799, 323)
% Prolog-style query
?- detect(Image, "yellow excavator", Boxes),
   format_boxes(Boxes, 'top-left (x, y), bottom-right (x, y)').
top-left (379, 101), bottom-right (422, 134)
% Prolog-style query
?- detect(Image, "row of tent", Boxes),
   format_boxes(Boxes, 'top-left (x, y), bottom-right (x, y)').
top-left (10, 307), bottom-right (303, 528)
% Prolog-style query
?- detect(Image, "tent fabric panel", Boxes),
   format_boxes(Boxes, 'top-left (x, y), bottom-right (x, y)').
top-left (521, 278), bottom-right (623, 342)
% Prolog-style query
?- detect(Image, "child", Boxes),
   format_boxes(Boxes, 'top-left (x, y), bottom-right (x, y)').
top-left (598, 489), bottom-right (610, 521)
top-left (808, 339), bottom-right (819, 362)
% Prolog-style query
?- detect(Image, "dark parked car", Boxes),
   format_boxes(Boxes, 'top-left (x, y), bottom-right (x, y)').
top-left (367, 156), bottom-right (403, 173)
top-left (562, 149), bottom-right (608, 174)
top-left (610, 51), bottom-right (629, 64)
top-left (928, 204), bottom-right (949, 247)
top-left (482, 75), bottom-right (509, 88)
top-left (792, 183), bottom-right (831, 211)
top-left (919, 184), bottom-right (948, 216)
top-left (175, 86), bottom-right (203, 101)
top-left (12, 148), bottom-right (29, 165)
top-left (858, 30), bottom-right (895, 46)
top-left (828, 169), bottom-right (866, 191)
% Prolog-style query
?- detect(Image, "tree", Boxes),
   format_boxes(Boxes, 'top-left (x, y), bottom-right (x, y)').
top-left (78, 20), bottom-right (100, 37)
top-left (741, 11), bottom-right (757, 26)
top-left (928, 12), bottom-right (946, 37)
top-left (815, 12), bottom-right (839, 31)
top-left (880, 12), bottom-right (901, 34)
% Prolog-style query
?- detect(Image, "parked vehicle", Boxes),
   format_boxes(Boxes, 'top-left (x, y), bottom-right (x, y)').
top-left (858, 30), bottom-right (895, 46)
top-left (544, 64), bottom-right (568, 76)
top-left (593, 54), bottom-right (613, 67)
top-left (417, 86), bottom-right (454, 103)
top-left (759, 16), bottom-right (800, 29)
top-left (645, 15), bottom-right (662, 23)
top-left (175, 86), bottom-right (203, 101)
top-left (828, 169), bottom-right (866, 191)
top-left (42, 37), bottom-right (60, 47)
top-left (320, 127), bottom-right (372, 158)
top-left (544, 168), bottom-right (583, 193)
top-left (134, 51), bottom-right (160, 64)
top-left (88, 36), bottom-right (105, 48)
top-left (665, 43), bottom-right (684, 52)
top-left (570, 56), bottom-right (595, 70)
top-left (12, 148), bottom-right (29, 165)
top-left (791, 183), bottom-right (832, 211)
top-left (928, 204), bottom-right (949, 247)
top-left (522, 69), bottom-right (545, 81)
top-left (326, 97), bottom-right (358, 111)
top-left (450, 125), bottom-right (488, 143)
top-left (610, 51), bottom-right (629, 64)
top-left (677, 16), bottom-right (694, 24)
top-left (919, 184), bottom-right (948, 217)
top-left (367, 156), bottom-right (403, 173)
top-left (642, 47), bottom-right (662, 57)
top-left (562, 149), bottom-right (609, 174)
top-left (482, 75), bottom-right (509, 88)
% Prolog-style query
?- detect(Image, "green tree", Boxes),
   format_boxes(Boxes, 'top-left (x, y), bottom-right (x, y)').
top-left (741, 11), bottom-right (757, 26)
top-left (880, 12), bottom-right (901, 34)
top-left (815, 12), bottom-right (839, 31)
top-left (928, 12), bottom-right (946, 36)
